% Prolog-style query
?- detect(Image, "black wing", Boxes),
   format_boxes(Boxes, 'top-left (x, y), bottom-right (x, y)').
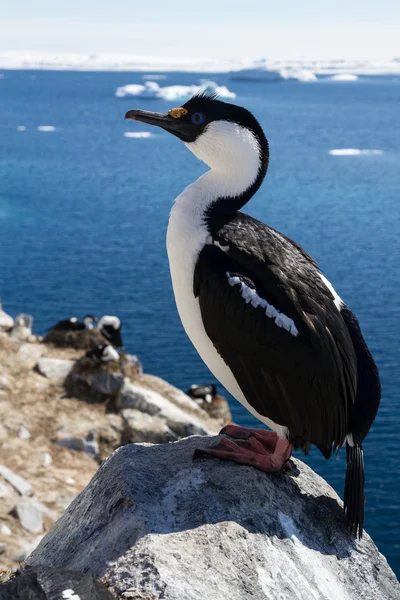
top-left (194, 214), bottom-right (357, 456)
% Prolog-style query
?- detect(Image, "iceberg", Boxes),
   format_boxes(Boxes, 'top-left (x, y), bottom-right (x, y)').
top-left (329, 74), bottom-right (359, 81)
top-left (37, 126), bottom-right (56, 132)
top-left (230, 60), bottom-right (316, 82)
top-left (115, 80), bottom-right (236, 101)
top-left (124, 132), bottom-right (152, 138)
top-left (328, 149), bottom-right (383, 156)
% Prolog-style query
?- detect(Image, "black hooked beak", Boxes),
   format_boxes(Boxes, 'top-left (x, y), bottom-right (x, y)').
top-left (125, 109), bottom-right (195, 142)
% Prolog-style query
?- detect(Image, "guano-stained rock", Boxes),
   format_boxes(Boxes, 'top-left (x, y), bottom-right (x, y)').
top-left (25, 436), bottom-right (399, 600)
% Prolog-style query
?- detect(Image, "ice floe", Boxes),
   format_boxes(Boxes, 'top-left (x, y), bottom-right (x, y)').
top-left (115, 80), bottom-right (236, 101)
top-left (124, 132), bottom-right (152, 138)
top-left (328, 149), bottom-right (383, 156)
top-left (329, 74), bottom-right (359, 81)
top-left (37, 126), bottom-right (56, 132)
top-left (17, 126), bottom-right (26, 131)
top-left (1, 53), bottom-right (400, 75)
top-left (230, 60), bottom-right (317, 82)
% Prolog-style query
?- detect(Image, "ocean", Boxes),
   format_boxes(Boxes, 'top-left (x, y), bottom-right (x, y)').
top-left (0, 70), bottom-right (399, 575)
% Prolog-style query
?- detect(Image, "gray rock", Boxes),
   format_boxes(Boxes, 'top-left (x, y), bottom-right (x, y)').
top-left (0, 375), bottom-right (10, 391)
top-left (18, 426), bottom-right (31, 440)
top-left (36, 358), bottom-right (74, 380)
top-left (0, 481), bottom-right (10, 498)
top-left (14, 535), bottom-right (44, 562)
top-left (121, 409), bottom-right (178, 444)
top-left (0, 543), bottom-right (6, 554)
top-left (55, 429), bottom-right (99, 459)
top-left (39, 452), bottom-right (52, 467)
top-left (0, 524), bottom-right (12, 536)
top-left (90, 371), bottom-right (124, 396)
top-left (26, 436), bottom-right (399, 600)
top-left (0, 465), bottom-right (32, 496)
top-left (117, 382), bottom-right (210, 438)
top-left (0, 303), bottom-right (14, 329)
top-left (17, 343), bottom-right (43, 365)
top-left (13, 502), bottom-right (43, 533)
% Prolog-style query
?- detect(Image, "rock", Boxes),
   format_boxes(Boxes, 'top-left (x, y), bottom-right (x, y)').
top-left (36, 358), bottom-right (74, 380)
top-left (0, 376), bottom-right (10, 391)
top-left (0, 424), bottom-right (9, 441)
top-left (116, 382), bottom-right (210, 437)
top-left (13, 502), bottom-right (43, 534)
top-left (0, 304), bottom-right (13, 330)
top-left (17, 343), bottom-right (43, 366)
top-left (0, 543), bottom-right (6, 554)
top-left (0, 524), bottom-right (12, 536)
top-left (25, 437), bottom-right (399, 600)
top-left (0, 465), bottom-right (32, 496)
top-left (55, 429), bottom-right (99, 460)
top-left (121, 409), bottom-right (178, 444)
top-left (0, 481), bottom-right (10, 498)
top-left (18, 426), bottom-right (31, 440)
top-left (39, 452), bottom-right (52, 467)
top-left (13, 536), bottom-right (44, 562)
top-left (65, 359), bottom-right (126, 402)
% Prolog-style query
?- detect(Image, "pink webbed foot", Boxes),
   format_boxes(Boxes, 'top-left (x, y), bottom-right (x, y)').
top-left (193, 424), bottom-right (292, 473)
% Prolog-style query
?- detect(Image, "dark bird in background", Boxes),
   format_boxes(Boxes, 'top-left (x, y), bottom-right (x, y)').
top-left (98, 315), bottom-right (123, 348)
top-left (126, 93), bottom-right (381, 537)
top-left (85, 343), bottom-right (120, 363)
top-left (187, 383), bottom-right (217, 404)
top-left (51, 314), bottom-right (98, 332)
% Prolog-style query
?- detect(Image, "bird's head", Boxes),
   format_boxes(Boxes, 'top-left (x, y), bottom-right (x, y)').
top-left (125, 93), bottom-right (269, 176)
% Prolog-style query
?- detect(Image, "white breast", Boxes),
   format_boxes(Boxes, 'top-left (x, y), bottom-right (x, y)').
top-left (166, 169), bottom-right (288, 438)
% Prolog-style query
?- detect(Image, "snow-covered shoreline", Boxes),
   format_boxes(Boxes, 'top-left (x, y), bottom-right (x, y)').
top-left (0, 52), bottom-right (400, 75)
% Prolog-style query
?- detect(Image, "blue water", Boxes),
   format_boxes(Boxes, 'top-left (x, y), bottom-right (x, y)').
top-left (0, 70), bottom-right (399, 575)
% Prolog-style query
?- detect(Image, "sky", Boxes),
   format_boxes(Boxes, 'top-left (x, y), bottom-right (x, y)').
top-left (1, 0), bottom-right (399, 60)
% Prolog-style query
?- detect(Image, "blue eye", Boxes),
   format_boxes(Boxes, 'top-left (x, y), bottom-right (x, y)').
top-left (191, 112), bottom-right (206, 125)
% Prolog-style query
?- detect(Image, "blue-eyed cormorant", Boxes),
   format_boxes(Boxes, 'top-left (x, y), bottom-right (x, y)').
top-left (187, 383), bottom-right (217, 404)
top-left (125, 94), bottom-right (381, 537)
top-left (51, 314), bottom-right (97, 332)
top-left (98, 315), bottom-right (123, 348)
top-left (86, 343), bottom-right (120, 363)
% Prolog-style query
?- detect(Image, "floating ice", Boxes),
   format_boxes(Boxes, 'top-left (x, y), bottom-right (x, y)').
top-left (124, 131), bottom-right (152, 138)
top-left (329, 149), bottom-right (383, 156)
top-left (230, 59), bottom-right (316, 82)
top-left (37, 125), bottom-right (56, 132)
top-left (17, 126), bottom-right (26, 131)
top-left (115, 80), bottom-right (236, 101)
top-left (329, 73), bottom-right (359, 81)
top-left (1, 53), bottom-right (400, 76)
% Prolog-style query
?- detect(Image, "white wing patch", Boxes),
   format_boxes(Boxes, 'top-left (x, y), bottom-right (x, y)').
top-left (227, 272), bottom-right (299, 336)
top-left (318, 273), bottom-right (343, 311)
top-left (62, 590), bottom-right (81, 600)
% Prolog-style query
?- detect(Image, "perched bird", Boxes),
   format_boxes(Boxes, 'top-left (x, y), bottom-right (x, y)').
top-left (98, 315), bottom-right (123, 348)
top-left (85, 344), bottom-right (120, 363)
top-left (125, 93), bottom-right (381, 537)
top-left (187, 383), bottom-right (217, 404)
top-left (51, 314), bottom-right (97, 331)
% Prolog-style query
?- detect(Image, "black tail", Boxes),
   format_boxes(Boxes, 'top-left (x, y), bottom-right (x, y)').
top-left (344, 441), bottom-right (365, 538)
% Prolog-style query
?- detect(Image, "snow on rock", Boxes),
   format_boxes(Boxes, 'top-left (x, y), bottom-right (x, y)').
top-left (329, 149), bottom-right (384, 156)
top-left (115, 80), bottom-right (236, 101)
top-left (329, 74), bottom-right (359, 81)
top-left (26, 436), bottom-right (399, 600)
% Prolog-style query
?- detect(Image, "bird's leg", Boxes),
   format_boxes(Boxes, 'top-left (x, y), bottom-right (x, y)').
top-left (193, 424), bottom-right (292, 473)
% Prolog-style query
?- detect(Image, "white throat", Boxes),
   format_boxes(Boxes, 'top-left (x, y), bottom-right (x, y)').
top-left (166, 120), bottom-right (287, 438)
